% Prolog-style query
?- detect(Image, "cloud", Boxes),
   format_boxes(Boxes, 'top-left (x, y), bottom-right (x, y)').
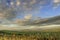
top-left (53, 0), bottom-right (60, 3)
top-left (0, 13), bottom-right (5, 19)
top-left (24, 14), bottom-right (32, 20)
top-left (0, 3), bottom-right (17, 20)
top-left (15, 0), bottom-right (48, 11)
top-left (0, 0), bottom-right (43, 19)
top-left (53, 0), bottom-right (60, 9)
top-left (14, 15), bottom-right (32, 25)
top-left (16, 1), bottom-right (21, 6)
top-left (0, 0), bottom-right (48, 20)
top-left (30, 0), bottom-right (36, 5)
top-left (14, 19), bottom-right (25, 25)
top-left (0, 0), bottom-right (57, 26)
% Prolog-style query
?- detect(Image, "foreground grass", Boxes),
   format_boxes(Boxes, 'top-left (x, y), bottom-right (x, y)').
top-left (0, 30), bottom-right (60, 40)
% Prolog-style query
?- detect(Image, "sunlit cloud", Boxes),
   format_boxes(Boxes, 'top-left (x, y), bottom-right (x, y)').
top-left (16, 1), bottom-right (21, 6)
top-left (53, 0), bottom-right (60, 3)
top-left (53, 0), bottom-right (60, 9)
top-left (14, 14), bottom-right (32, 25)
top-left (24, 14), bottom-right (32, 20)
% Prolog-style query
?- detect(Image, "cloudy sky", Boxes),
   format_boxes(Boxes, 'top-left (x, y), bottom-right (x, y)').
top-left (0, 0), bottom-right (60, 26)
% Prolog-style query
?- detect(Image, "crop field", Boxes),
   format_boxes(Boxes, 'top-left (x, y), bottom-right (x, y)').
top-left (0, 31), bottom-right (60, 40)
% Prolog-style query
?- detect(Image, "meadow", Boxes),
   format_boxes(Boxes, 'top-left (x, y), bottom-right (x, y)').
top-left (0, 31), bottom-right (60, 40)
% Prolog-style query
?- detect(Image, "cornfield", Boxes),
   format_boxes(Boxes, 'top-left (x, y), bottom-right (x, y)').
top-left (0, 31), bottom-right (60, 40)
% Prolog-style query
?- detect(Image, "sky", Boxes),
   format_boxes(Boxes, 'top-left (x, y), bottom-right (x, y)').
top-left (0, 0), bottom-right (60, 26)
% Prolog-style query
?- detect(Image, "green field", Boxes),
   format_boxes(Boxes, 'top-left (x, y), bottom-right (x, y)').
top-left (0, 30), bottom-right (60, 40)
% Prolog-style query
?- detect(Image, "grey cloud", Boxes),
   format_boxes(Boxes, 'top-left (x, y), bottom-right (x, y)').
top-left (0, 2), bottom-right (17, 20)
top-left (0, 0), bottom-right (57, 25)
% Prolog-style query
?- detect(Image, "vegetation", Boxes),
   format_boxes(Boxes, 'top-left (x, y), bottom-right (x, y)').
top-left (0, 30), bottom-right (60, 40)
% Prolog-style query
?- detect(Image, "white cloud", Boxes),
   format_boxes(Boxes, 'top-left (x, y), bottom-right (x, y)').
top-left (24, 14), bottom-right (32, 20)
top-left (10, 2), bottom-right (14, 6)
top-left (16, 1), bottom-right (21, 6)
top-left (53, 0), bottom-right (60, 3)
top-left (53, 0), bottom-right (60, 9)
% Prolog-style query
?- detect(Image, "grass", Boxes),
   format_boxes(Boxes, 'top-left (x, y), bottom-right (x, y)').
top-left (0, 30), bottom-right (60, 40)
